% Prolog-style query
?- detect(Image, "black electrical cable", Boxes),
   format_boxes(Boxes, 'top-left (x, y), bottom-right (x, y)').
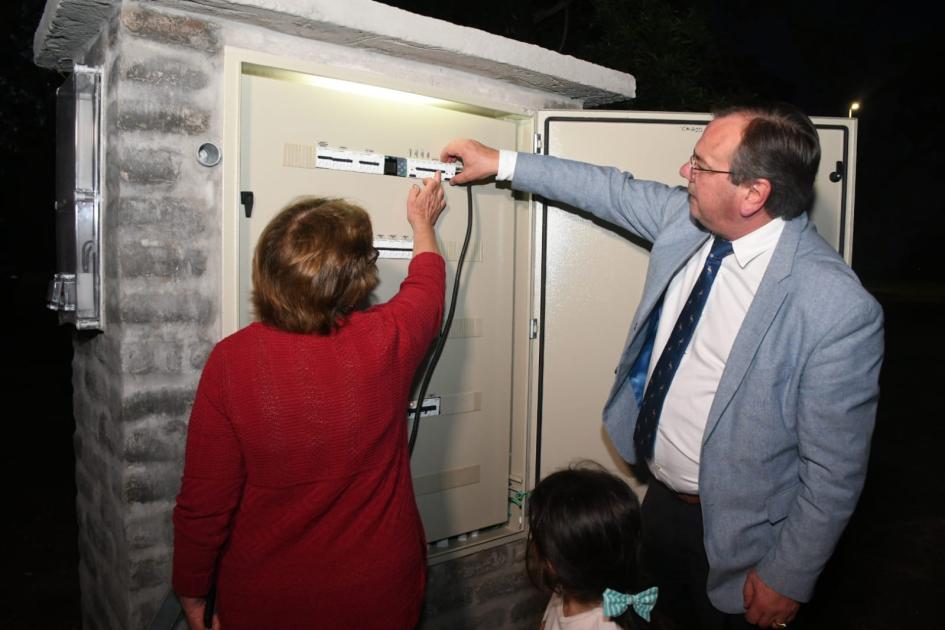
top-left (408, 184), bottom-right (474, 456)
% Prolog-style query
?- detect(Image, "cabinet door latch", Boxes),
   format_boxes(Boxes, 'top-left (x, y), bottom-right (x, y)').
top-left (241, 191), bottom-right (254, 218)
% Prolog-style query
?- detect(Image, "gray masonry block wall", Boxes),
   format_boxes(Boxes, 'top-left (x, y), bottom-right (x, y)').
top-left (67, 2), bottom-right (550, 629)
top-left (73, 14), bottom-right (132, 630)
top-left (72, 3), bottom-right (221, 629)
top-left (420, 541), bottom-right (548, 630)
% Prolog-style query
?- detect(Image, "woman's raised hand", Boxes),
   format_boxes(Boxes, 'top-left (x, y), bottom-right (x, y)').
top-left (407, 171), bottom-right (446, 256)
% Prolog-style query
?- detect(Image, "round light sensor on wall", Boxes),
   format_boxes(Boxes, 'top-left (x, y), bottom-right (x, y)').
top-left (196, 142), bottom-right (221, 167)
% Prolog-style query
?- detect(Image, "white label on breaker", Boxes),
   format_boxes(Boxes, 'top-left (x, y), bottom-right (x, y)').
top-left (315, 145), bottom-right (384, 175)
top-left (375, 236), bottom-right (413, 259)
top-left (406, 158), bottom-right (460, 180)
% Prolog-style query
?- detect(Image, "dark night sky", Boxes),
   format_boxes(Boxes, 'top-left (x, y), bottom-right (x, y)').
top-left (2, 2), bottom-right (61, 279)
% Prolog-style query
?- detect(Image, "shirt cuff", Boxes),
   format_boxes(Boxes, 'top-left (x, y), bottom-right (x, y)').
top-left (497, 150), bottom-right (517, 181)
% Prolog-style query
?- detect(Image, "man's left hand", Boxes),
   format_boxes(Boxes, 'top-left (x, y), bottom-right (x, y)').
top-left (743, 568), bottom-right (799, 628)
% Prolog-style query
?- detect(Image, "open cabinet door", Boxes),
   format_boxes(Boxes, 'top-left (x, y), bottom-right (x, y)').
top-left (533, 111), bottom-right (857, 493)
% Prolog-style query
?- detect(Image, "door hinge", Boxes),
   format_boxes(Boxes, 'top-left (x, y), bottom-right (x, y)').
top-left (529, 318), bottom-right (539, 339)
top-left (533, 133), bottom-right (542, 154)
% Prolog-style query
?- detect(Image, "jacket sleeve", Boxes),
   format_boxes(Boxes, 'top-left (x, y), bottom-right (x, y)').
top-left (756, 295), bottom-right (884, 601)
top-left (512, 152), bottom-right (689, 243)
top-left (172, 345), bottom-right (246, 597)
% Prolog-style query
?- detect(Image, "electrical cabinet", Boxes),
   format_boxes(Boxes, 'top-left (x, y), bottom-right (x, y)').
top-left (47, 65), bottom-right (104, 329)
top-left (223, 49), bottom-right (856, 561)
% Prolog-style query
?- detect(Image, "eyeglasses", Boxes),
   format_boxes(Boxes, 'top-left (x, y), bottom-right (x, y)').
top-left (688, 155), bottom-right (732, 180)
top-left (367, 247), bottom-right (379, 265)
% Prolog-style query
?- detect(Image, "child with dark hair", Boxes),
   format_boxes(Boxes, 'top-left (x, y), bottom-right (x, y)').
top-left (527, 463), bottom-right (658, 630)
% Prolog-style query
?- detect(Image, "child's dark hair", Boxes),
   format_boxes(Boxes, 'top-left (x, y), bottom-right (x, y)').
top-left (527, 462), bottom-right (646, 629)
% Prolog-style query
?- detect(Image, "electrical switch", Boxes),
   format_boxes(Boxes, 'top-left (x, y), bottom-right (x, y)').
top-left (316, 143), bottom-right (461, 180)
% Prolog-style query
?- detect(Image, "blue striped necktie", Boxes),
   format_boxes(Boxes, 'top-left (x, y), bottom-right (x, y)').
top-left (633, 236), bottom-right (734, 460)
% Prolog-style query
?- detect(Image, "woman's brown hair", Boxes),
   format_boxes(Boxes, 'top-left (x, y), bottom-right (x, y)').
top-left (251, 197), bottom-right (379, 334)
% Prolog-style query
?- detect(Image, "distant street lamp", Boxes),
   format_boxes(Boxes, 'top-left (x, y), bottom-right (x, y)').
top-left (848, 102), bottom-right (860, 118)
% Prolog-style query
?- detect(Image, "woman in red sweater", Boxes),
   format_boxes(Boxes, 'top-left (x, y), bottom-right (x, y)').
top-left (172, 174), bottom-right (446, 629)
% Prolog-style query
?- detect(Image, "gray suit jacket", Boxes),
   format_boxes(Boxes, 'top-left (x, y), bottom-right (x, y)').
top-left (514, 152), bottom-right (884, 612)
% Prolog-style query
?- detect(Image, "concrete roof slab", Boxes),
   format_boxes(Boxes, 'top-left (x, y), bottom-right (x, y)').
top-left (34, 0), bottom-right (635, 106)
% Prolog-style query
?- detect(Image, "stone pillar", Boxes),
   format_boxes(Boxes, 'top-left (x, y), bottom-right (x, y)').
top-left (72, 4), bottom-right (221, 629)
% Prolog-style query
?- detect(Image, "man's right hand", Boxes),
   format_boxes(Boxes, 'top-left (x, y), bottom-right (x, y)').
top-left (439, 139), bottom-right (499, 185)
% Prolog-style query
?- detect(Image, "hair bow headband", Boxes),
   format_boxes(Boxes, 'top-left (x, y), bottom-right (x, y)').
top-left (602, 586), bottom-right (658, 622)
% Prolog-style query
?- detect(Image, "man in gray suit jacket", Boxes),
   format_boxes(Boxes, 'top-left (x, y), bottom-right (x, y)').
top-left (441, 103), bottom-right (883, 630)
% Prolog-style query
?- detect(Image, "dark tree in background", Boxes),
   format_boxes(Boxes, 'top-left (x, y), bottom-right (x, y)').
top-left (572, 0), bottom-right (762, 110)
top-left (378, 0), bottom-right (761, 110)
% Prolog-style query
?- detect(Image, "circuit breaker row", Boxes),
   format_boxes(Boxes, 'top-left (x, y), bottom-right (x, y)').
top-left (315, 143), bottom-right (462, 180)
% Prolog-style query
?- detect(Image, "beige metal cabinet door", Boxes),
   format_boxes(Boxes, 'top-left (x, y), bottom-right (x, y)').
top-left (533, 111), bottom-right (856, 492)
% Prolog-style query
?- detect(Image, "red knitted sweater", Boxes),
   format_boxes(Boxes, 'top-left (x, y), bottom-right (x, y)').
top-left (173, 252), bottom-right (445, 629)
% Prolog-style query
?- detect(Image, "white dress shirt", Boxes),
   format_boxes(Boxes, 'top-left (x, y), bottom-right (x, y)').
top-left (499, 150), bottom-right (785, 493)
top-left (648, 219), bottom-right (784, 493)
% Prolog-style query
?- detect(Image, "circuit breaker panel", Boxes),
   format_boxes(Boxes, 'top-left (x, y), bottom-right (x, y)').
top-left (236, 65), bottom-right (523, 544)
